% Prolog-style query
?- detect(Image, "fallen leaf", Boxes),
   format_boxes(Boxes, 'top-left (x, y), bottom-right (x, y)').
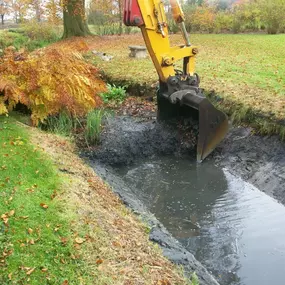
top-left (75, 237), bottom-right (85, 244)
top-left (28, 228), bottom-right (33, 235)
top-left (19, 216), bottom-right (29, 219)
top-left (96, 259), bottom-right (103, 265)
top-left (8, 273), bottom-right (12, 280)
top-left (26, 267), bottom-right (35, 275)
top-left (40, 203), bottom-right (48, 209)
top-left (156, 280), bottom-right (171, 285)
top-left (1, 214), bottom-right (7, 219)
top-left (62, 280), bottom-right (68, 285)
top-left (9, 210), bottom-right (15, 217)
top-left (41, 268), bottom-right (48, 272)
top-left (60, 237), bottom-right (68, 245)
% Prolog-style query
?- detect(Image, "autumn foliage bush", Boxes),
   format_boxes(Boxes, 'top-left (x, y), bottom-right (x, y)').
top-left (20, 21), bottom-right (61, 43)
top-left (0, 41), bottom-right (106, 125)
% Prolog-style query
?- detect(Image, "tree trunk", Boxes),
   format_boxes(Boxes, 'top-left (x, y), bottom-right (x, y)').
top-left (1, 14), bottom-right (4, 25)
top-left (63, 0), bottom-right (91, 38)
top-left (118, 0), bottom-right (123, 35)
top-left (34, 0), bottom-right (41, 22)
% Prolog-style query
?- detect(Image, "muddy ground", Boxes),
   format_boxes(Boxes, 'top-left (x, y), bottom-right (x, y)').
top-left (83, 113), bottom-right (285, 285)
top-left (214, 127), bottom-right (285, 204)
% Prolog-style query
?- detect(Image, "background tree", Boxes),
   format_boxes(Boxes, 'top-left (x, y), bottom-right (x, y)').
top-left (30, 0), bottom-right (43, 22)
top-left (257, 0), bottom-right (285, 34)
top-left (12, 0), bottom-right (29, 23)
top-left (0, 0), bottom-right (10, 25)
top-left (63, 0), bottom-right (91, 38)
top-left (45, 0), bottom-right (62, 24)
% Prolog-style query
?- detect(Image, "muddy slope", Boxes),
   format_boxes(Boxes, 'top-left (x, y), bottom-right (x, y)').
top-left (87, 116), bottom-right (196, 166)
top-left (213, 127), bottom-right (285, 205)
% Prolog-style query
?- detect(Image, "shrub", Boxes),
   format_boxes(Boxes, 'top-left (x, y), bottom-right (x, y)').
top-left (89, 24), bottom-right (139, 36)
top-left (100, 84), bottom-right (127, 104)
top-left (258, 0), bottom-right (285, 34)
top-left (191, 272), bottom-right (199, 285)
top-left (20, 22), bottom-right (60, 42)
top-left (43, 111), bottom-right (77, 136)
top-left (0, 31), bottom-right (28, 50)
top-left (0, 23), bottom-right (61, 52)
top-left (0, 41), bottom-right (106, 125)
top-left (168, 20), bottom-right (181, 34)
top-left (85, 109), bottom-right (107, 144)
top-left (191, 5), bottom-right (216, 33)
top-left (214, 11), bottom-right (233, 33)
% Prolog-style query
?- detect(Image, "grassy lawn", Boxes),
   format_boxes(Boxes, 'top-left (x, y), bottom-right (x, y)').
top-left (86, 33), bottom-right (285, 138)
top-left (0, 116), bottom-right (89, 284)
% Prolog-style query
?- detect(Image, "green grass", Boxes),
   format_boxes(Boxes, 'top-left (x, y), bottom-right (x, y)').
top-left (0, 116), bottom-right (90, 284)
top-left (85, 109), bottom-right (108, 144)
top-left (0, 31), bottom-right (28, 51)
top-left (100, 83), bottom-right (127, 104)
top-left (44, 112), bottom-right (77, 137)
top-left (0, 23), bottom-right (61, 52)
top-left (87, 33), bottom-right (285, 138)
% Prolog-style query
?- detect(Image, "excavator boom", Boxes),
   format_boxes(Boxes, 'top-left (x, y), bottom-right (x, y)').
top-left (124, 0), bottom-right (229, 162)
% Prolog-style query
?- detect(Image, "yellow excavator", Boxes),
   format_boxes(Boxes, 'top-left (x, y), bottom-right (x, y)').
top-left (124, 0), bottom-right (229, 162)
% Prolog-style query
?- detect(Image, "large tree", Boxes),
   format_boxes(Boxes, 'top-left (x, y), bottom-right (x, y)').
top-left (63, 0), bottom-right (91, 38)
top-left (0, 0), bottom-right (10, 25)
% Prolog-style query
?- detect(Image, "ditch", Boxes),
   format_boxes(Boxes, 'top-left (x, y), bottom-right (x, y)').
top-left (82, 115), bottom-right (285, 285)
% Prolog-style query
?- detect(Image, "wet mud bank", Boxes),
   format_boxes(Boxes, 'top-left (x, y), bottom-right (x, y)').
top-left (213, 127), bottom-right (285, 205)
top-left (88, 116), bottom-right (197, 166)
top-left (83, 115), bottom-right (285, 285)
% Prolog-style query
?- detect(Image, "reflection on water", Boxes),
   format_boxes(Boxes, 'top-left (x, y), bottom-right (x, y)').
top-left (116, 156), bottom-right (285, 285)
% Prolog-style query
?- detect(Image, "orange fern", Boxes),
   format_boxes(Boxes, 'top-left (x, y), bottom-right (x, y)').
top-left (0, 43), bottom-right (106, 125)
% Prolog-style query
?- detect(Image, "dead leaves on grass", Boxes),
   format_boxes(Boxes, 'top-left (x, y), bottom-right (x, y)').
top-left (40, 203), bottom-right (49, 209)
top-left (75, 237), bottom-right (85, 244)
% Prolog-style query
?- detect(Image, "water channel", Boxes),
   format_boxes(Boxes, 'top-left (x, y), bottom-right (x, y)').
top-left (115, 156), bottom-right (285, 285)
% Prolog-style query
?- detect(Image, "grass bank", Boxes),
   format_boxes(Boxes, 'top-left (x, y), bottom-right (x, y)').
top-left (0, 116), bottom-right (89, 284)
top-left (0, 115), bottom-right (192, 284)
top-left (85, 33), bottom-right (285, 139)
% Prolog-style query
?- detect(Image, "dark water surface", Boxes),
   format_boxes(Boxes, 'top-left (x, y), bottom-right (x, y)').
top-left (115, 156), bottom-right (285, 285)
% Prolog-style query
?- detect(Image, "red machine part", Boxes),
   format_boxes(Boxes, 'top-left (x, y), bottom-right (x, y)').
top-left (124, 0), bottom-right (144, 26)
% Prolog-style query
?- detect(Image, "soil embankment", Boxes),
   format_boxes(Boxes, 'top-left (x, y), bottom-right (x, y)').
top-left (214, 127), bottom-right (285, 204)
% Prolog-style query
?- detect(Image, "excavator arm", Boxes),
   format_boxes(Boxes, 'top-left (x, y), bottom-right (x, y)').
top-left (124, 0), bottom-right (229, 162)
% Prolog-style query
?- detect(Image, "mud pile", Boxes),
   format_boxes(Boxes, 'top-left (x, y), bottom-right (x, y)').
top-left (87, 116), bottom-right (197, 166)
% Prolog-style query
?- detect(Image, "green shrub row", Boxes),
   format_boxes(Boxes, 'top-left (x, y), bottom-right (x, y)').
top-left (0, 22), bottom-right (61, 52)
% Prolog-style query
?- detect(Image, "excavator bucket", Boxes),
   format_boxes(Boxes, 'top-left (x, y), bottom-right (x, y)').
top-left (160, 90), bottom-right (229, 162)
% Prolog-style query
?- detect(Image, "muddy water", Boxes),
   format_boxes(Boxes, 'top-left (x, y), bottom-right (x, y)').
top-left (115, 156), bottom-right (285, 285)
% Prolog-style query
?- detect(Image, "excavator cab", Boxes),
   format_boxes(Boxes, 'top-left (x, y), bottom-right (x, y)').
top-left (124, 0), bottom-right (229, 162)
